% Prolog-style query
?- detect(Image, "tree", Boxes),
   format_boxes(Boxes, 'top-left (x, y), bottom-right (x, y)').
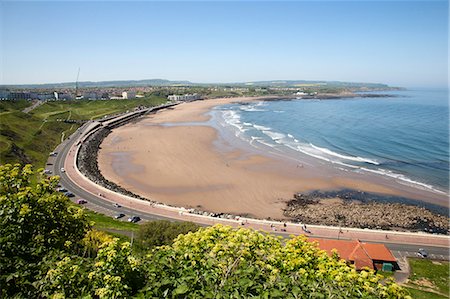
top-left (0, 164), bottom-right (91, 297)
top-left (136, 220), bottom-right (200, 251)
top-left (139, 224), bottom-right (411, 298)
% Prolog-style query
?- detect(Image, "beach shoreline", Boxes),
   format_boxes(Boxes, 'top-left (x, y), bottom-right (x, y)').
top-left (97, 97), bottom-right (449, 221)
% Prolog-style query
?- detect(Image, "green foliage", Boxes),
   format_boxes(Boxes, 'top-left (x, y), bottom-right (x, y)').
top-left (140, 224), bottom-right (410, 298)
top-left (82, 229), bottom-right (114, 258)
top-left (136, 220), bottom-right (200, 250)
top-left (89, 239), bottom-right (145, 298)
top-left (0, 164), bottom-right (91, 297)
top-left (36, 251), bottom-right (94, 298)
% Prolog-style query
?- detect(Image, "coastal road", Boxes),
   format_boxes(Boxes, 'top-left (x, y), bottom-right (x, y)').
top-left (46, 120), bottom-right (450, 260)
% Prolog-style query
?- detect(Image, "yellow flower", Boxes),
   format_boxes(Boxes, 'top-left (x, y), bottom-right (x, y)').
top-left (19, 204), bottom-right (31, 215)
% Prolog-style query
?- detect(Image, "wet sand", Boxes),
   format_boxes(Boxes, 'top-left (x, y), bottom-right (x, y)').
top-left (97, 97), bottom-right (448, 219)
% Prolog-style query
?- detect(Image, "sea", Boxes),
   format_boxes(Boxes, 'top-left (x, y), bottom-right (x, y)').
top-left (213, 88), bottom-right (449, 195)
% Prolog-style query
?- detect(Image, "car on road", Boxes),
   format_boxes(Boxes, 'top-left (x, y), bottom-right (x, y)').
top-left (43, 169), bottom-right (52, 174)
top-left (64, 191), bottom-right (75, 197)
top-left (56, 187), bottom-right (67, 192)
top-left (115, 213), bottom-right (126, 219)
top-left (77, 199), bottom-right (88, 204)
top-left (113, 203), bottom-right (122, 208)
top-left (417, 248), bottom-right (428, 258)
top-left (60, 168), bottom-right (65, 173)
top-left (128, 216), bottom-right (141, 223)
top-left (49, 152), bottom-right (58, 156)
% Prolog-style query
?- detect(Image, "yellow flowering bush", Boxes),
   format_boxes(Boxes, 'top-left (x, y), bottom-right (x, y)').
top-left (0, 164), bottom-right (91, 297)
top-left (140, 225), bottom-right (411, 298)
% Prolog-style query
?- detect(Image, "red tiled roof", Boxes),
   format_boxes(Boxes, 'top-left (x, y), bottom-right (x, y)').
top-left (362, 243), bottom-right (397, 262)
top-left (308, 238), bottom-right (358, 260)
top-left (349, 242), bottom-right (374, 270)
top-left (308, 238), bottom-right (396, 270)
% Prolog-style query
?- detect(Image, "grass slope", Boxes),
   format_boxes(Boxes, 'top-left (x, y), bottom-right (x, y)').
top-left (0, 97), bottom-right (167, 167)
top-left (404, 258), bottom-right (449, 299)
top-left (85, 210), bottom-right (139, 232)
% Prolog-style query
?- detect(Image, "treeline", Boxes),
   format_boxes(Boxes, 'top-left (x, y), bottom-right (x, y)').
top-left (0, 164), bottom-right (411, 298)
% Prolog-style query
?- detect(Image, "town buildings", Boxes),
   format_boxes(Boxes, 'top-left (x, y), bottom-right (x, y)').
top-left (167, 93), bottom-right (201, 102)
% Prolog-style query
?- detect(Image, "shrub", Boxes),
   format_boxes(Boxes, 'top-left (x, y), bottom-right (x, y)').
top-left (136, 220), bottom-right (200, 250)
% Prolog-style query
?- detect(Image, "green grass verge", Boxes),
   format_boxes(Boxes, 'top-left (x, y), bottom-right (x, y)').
top-left (404, 258), bottom-right (449, 298)
top-left (0, 97), bottom-right (167, 167)
top-left (85, 210), bottom-right (139, 232)
top-left (405, 287), bottom-right (448, 299)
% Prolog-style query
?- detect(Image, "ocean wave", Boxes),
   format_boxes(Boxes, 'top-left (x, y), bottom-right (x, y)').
top-left (240, 102), bottom-right (268, 112)
top-left (262, 130), bottom-right (286, 141)
top-left (253, 124), bottom-right (272, 131)
top-left (222, 110), bottom-right (248, 134)
top-left (310, 144), bottom-right (380, 165)
top-left (240, 107), bottom-right (266, 112)
top-left (358, 167), bottom-right (447, 195)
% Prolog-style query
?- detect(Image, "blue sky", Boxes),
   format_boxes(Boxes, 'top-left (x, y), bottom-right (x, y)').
top-left (1, 1), bottom-right (448, 87)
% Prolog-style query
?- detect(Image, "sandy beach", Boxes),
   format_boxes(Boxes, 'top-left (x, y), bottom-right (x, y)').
top-left (97, 97), bottom-right (448, 220)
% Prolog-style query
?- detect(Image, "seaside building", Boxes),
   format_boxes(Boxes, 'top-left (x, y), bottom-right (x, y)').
top-left (83, 91), bottom-right (99, 100)
top-left (0, 89), bottom-right (10, 100)
top-left (308, 238), bottom-right (398, 271)
top-left (8, 92), bottom-right (31, 100)
top-left (167, 93), bottom-right (201, 102)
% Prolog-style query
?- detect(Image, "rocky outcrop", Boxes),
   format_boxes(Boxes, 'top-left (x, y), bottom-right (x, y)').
top-left (284, 190), bottom-right (449, 235)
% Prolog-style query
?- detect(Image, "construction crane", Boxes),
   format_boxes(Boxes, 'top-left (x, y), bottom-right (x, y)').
top-left (75, 67), bottom-right (81, 99)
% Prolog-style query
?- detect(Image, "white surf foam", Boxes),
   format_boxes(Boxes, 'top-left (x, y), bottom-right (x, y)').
top-left (253, 124), bottom-right (272, 131)
top-left (310, 144), bottom-right (380, 165)
top-left (262, 130), bottom-right (286, 141)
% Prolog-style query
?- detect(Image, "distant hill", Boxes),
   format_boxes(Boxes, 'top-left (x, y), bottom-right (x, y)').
top-left (0, 79), bottom-right (192, 89)
top-left (1, 79), bottom-right (393, 89)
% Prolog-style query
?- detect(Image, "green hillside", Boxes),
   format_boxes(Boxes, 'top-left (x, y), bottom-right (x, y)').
top-left (0, 97), bottom-right (167, 167)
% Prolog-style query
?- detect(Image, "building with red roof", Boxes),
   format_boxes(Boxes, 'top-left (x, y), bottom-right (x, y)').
top-left (308, 238), bottom-right (398, 271)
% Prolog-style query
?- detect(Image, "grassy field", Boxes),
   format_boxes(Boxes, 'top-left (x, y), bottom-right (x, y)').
top-left (85, 210), bottom-right (139, 232)
top-left (404, 258), bottom-right (449, 299)
top-left (405, 287), bottom-right (448, 299)
top-left (0, 97), bottom-right (167, 167)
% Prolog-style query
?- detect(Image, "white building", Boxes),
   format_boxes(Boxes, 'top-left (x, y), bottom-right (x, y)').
top-left (122, 91), bottom-right (136, 99)
top-left (167, 93), bottom-right (201, 102)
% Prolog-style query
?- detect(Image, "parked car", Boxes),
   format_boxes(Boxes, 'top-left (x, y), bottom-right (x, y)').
top-left (115, 213), bottom-right (126, 219)
top-left (43, 169), bottom-right (52, 174)
top-left (77, 199), bottom-right (88, 204)
top-left (128, 216), bottom-right (141, 223)
top-left (60, 168), bottom-right (65, 173)
top-left (417, 248), bottom-right (428, 258)
top-left (56, 187), bottom-right (67, 192)
top-left (113, 203), bottom-right (122, 208)
top-left (64, 191), bottom-right (75, 197)
top-left (49, 152), bottom-right (58, 156)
